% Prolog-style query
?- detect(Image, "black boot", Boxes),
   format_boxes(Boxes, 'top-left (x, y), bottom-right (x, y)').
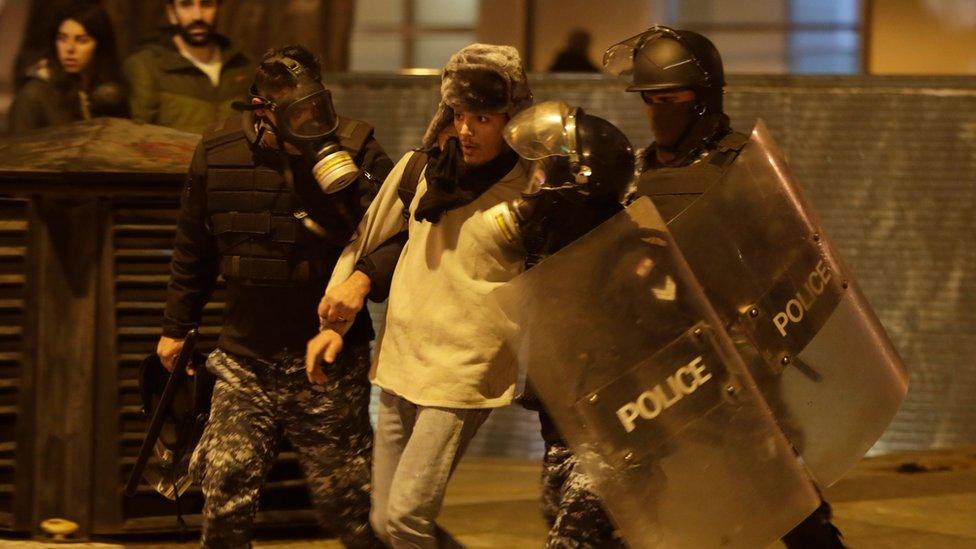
top-left (781, 500), bottom-right (846, 549)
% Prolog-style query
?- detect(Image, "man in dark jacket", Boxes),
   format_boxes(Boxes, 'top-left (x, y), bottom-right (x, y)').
top-left (157, 45), bottom-right (393, 547)
top-left (606, 25), bottom-right (847, 549)
top-left (124, 0), bottom-right (251, 133)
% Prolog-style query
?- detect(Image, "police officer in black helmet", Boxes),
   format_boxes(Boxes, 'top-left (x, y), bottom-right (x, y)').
top-left (604, 25), bottom-right (742, 221)
top-left (490, 100), bottom-right (635, 268)
top-left (605, 26), bottom-right (846, 549)
top-left (486, 100), bottom-right (635, 547)
top-left (157, 44), bottom-right (394, 547)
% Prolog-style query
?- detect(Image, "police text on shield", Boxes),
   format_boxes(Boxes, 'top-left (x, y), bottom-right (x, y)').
top-left (615, 357), bottom-right (713, 433)
top-left (772, 259), bottom-right (832, 337)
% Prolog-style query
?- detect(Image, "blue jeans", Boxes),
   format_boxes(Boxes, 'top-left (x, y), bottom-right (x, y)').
top-left (370, 390), bottom-right (491, 548)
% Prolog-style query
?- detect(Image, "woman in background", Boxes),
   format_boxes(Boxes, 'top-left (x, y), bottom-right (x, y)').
top-left (8, 3), bottom-right (129, 132)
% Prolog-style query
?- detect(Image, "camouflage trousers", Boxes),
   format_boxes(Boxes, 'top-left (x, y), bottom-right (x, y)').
top-left (541, 442), bottom-right (626, 548)
top-left (190, 346), bottom-right (377, 548)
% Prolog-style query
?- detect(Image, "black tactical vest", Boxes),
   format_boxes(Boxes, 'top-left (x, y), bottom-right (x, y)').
top-left (635, 131), bottom-right (749, 223)
top-left (201, 115), bottom-right (374, 285)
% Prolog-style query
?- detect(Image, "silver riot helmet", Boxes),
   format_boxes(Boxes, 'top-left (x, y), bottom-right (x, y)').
top-left (484, 100), bottom-right (635, 247)
top-left (234, 56), bottom-right (358, 194)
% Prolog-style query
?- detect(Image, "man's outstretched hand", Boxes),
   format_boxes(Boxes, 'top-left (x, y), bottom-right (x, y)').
top-left (306, 329), bottom-right (344, 385)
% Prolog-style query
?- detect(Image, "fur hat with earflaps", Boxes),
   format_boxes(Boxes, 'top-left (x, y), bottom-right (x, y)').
top-left (422, 43), bottom-right (534, 149)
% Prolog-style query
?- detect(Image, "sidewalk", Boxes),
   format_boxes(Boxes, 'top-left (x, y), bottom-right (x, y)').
top-left (3, 445), bottom-right (975, 548)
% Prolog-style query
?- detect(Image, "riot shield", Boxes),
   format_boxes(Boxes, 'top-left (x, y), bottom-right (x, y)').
top-left (492, 198), bottom-right (820, 549)
top-left (665, 119), bottom-right (909, 486)
top-left (126, 329), bottom-right (214, 500)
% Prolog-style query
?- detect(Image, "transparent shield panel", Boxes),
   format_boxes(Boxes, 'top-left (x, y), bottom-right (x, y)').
top-left (666, 120), bottom-right (909, 485)
top-left (491, 198), bottom-right (819, 548)
top-left (792, 282), bottom-right (909, 482)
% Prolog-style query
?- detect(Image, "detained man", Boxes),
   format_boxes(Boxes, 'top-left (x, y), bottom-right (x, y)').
top-left (305, 44), bottom-right (535, 548)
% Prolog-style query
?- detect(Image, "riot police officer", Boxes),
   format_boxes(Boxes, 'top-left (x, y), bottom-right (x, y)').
top-left (157, 44), bottom-right (393, 547)
top-left (605, 25), bottom-right (846, 549)
top-left (603, 25), bottom-right (745, 220)
top-left (488, 100), bottom-right (636, 547)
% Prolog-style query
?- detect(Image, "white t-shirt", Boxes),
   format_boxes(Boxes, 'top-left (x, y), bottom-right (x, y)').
top-left (178, 44), bottom-right (222, 87)
top-left (329, 152), bottom-right (535, 409)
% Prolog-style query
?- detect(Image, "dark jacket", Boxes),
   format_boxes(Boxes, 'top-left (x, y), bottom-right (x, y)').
top-left (635, 114), bottom-right (746, 222)
top-left (7, 60), bottom-right (129, 132)
top-left (123, 35), bottom-right (251, 134)
top-left (7, 78), bottom-right (79, 132)
top-left (162, 114), bottom-right (395, 360)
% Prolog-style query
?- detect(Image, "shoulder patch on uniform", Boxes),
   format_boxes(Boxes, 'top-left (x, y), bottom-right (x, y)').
top-left (336, 116), bottom-right (375, 154)
top-left (203, 129), bottom-right (244, 151)
top-left (202, 120), bottom-right (253, 167)
top-left (336, 118), bottom-right (358, 139)
top-left (202, 117), bottom-right (246, 151)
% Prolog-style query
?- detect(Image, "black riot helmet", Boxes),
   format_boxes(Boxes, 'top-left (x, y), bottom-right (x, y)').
top-left (504, 101), bottom-right (635, 203)
top-left (604, 25), bottom-right (725, 113)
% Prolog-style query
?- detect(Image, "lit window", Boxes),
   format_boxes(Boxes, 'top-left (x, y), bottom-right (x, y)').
top-left (350, 0), bottom-right (478, 71)
top-left (659, 0), bottom-right (862, 74)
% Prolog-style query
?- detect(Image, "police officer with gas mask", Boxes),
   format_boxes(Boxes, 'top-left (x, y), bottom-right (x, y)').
top-left (486, 100), bottom-right (635, 547)
top-left (605, 26), bottom-right (846, 549)
top-left (157, 44), bottom-right (393, 547)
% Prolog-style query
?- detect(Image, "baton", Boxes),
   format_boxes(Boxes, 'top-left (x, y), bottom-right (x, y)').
top-left (124, 329), bottom-right (199, 497)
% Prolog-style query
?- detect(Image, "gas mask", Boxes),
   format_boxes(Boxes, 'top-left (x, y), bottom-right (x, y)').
top-left (235, 56), bottom-right (358, 195)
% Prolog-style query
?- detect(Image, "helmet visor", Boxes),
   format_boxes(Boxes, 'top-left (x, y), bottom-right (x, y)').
top-left (602, 30), bottom-right (646, 77)
top-left (280, 88), bottom-right (339, 141)
top-left (604, 27), bottom-right (709, 90)
top-left (503, 100), bottom-right (577, 161)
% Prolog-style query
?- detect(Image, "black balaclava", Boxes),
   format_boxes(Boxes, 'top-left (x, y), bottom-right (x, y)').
top-left (648, 101), bottom-right (700, 149)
